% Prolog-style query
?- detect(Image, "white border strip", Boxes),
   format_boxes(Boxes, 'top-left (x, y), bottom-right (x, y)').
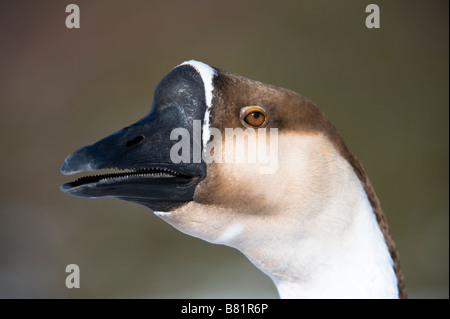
top-left (178, 60), bottom-right (217, 147)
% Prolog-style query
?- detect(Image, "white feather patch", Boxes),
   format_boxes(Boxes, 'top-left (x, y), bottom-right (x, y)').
top-left (153, 211), bottom-right (172, 217)
top-left (178, 60), bottom-right (217, 147)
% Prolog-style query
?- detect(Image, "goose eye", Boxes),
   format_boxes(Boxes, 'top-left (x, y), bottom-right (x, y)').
top-left (240, 106), bottom-right (268, 128)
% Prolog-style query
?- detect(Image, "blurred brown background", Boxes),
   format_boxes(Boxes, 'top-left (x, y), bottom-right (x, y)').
top-left (0, 0), bottom-right (448, 298)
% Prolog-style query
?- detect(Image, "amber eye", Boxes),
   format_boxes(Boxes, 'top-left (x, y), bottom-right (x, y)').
top-left (240, 106), bottom-right (268, 128)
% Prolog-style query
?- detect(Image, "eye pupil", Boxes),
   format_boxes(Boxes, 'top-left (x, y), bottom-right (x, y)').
top-left (245, 111), bottom-right (265, 126)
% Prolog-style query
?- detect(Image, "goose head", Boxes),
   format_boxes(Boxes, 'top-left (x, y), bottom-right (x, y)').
top-left (61, 60), bottom-right (405, 298)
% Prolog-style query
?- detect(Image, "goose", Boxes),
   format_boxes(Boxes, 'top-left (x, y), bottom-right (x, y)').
top-left (61, 60), bottom-right (405, 298)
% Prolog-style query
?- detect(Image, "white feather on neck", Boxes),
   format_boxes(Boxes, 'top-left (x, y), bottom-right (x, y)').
top-left (156, 133), bottom-right (399, 298)
top-left (271, 182), bottom-right (399, 299)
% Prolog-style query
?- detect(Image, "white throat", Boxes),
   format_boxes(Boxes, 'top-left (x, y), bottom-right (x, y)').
top-left (156, 133), bottom-right (399, 298)
top-left (272, 184), bottom-right (399, 299)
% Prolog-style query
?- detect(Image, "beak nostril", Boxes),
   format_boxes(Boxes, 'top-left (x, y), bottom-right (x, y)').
top-left (126, 135), bottom-right (145, 148)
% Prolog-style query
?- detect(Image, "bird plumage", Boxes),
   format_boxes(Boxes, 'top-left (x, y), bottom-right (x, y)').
top-left (61, 60), bottom-right (405, 298)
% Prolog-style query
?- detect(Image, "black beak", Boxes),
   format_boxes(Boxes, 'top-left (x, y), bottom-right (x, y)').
top-left (60, 65), bottom-right (208, 212)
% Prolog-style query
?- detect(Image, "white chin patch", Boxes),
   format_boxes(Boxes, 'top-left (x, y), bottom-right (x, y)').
top-left (177, 60), bottom-right (217, 148)
top-left (153, 211), bottom-right (172, 217)
top-left (216, 223), bottom-right (244, 244)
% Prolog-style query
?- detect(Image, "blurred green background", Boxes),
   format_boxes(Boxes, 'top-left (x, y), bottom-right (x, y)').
top-left (0, 0), bottom-right (448, 298)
